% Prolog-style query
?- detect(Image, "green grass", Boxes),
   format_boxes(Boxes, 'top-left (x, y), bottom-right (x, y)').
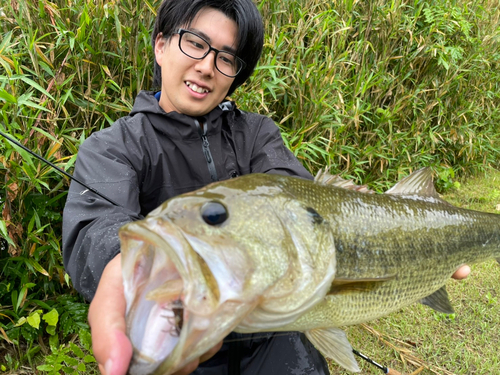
top-left (329, 169), bottom-right (500, 375)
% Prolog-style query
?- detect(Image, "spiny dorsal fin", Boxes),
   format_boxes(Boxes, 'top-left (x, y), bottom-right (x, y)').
top-left (328, 275), bottom-right (396, 295)
top-left (385, 167), bottom-right (441, 198)
top-left (305, 327), bottom-right (360, 372)
top-left (419, 286), bottom-right (454, 314)
top-left (315, 168), bottom-right (375, 194)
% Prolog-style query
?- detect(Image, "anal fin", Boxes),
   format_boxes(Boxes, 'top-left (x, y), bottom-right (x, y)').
top-left (305, 327), bottom-right (360, 372)
top-left (419, 286), bottom-right (454, 314)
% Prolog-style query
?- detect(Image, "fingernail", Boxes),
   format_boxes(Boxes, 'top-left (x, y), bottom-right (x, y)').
top-left (105, 358), bottom-right (113, 375)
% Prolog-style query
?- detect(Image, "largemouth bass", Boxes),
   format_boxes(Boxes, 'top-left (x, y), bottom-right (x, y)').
top-left (119, 168), bottom-right (500, 375)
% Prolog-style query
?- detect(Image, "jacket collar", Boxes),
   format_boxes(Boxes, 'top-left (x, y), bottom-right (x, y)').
top-left (129, 90), bottom-right (235, 138)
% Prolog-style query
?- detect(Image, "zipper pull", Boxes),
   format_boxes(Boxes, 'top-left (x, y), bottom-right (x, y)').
top-left (194, 119), bottom-right (218, 182)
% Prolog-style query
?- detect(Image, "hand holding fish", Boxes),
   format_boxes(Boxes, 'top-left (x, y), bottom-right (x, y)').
top-left (88, 254), bottom-right (222, 375)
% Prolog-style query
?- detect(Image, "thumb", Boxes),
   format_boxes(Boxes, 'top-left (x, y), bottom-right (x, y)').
top-left (89, 254), bottom-right (133, 375)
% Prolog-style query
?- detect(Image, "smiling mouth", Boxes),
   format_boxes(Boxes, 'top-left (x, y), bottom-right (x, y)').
top-left (186, 81), bottom-right (210, 94)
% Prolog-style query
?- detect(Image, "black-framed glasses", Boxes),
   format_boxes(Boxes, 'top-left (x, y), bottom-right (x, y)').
top-left (175, 29), bottom-right (246, 78)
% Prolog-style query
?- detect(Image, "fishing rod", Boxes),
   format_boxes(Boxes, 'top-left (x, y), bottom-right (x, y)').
top-left (353, 349), bottom-right (402, 374)
top-left (0, 126), bottom-right (122, 207)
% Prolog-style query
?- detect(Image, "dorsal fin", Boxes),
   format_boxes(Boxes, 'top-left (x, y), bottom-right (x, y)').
top-left (315, 168), bottom-right (375, 194)
top-left (385, 168), bottom-right (439, 197)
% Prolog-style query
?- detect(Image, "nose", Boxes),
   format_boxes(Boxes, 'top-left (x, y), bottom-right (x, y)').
top-left (194, 51), bottom-right (216, 77)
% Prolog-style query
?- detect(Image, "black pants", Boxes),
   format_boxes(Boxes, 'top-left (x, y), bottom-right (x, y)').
top-left (192, 332), bottom-right (329, 375)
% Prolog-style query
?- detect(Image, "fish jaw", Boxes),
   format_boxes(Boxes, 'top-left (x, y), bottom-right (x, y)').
top-left (119, 218), bottom-right (256, 375)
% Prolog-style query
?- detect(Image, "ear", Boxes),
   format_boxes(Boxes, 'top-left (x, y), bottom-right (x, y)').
top-left (155, 33), bottom-right (168, 66)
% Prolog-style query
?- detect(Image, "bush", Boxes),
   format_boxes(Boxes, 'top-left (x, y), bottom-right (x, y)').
top-left (0, 0), bottom-right (499, 370)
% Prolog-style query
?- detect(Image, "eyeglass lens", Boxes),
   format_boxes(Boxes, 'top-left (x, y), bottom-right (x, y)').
top-left (179, 31), bottom-right (242, 77)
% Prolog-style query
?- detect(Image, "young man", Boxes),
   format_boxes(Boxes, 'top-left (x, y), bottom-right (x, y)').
top-left (63, 1), bottom-right (470, 374)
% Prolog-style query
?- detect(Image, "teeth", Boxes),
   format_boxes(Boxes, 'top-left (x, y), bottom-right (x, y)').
top-left (186, 81), bottom-right (209, 94)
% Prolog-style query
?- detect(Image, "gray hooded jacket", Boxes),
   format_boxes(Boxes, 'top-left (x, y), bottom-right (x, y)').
top-left (62, 90), bottom-right (312, 300)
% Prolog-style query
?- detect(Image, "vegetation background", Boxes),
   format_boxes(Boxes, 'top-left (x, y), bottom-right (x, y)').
top-left (0, 0), bottom-right (499, 373)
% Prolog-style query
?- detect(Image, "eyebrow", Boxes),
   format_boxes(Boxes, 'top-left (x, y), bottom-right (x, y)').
top-left (189, 28), bottom-right (238, 55)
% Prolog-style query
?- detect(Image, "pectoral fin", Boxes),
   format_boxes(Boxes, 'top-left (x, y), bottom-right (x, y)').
top-left (305, 327), bottom-right (360, 372)
top-left (419, 286), bottom-right (454, 314)
top-left (327, 275), bottom-right (396, 295)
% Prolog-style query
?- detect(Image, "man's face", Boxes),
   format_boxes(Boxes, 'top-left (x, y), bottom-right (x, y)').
top-left (154, 8), bottom-right (238, 117)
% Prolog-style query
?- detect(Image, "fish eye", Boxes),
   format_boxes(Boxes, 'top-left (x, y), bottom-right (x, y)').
top-left (200, 201), bottom-right (228, 225)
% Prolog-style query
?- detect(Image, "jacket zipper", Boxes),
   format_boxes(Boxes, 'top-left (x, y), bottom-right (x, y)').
top-left (194, 118), bottom-right (218, 182)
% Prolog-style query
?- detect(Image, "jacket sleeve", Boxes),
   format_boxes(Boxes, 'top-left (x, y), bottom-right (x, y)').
top-left (250, 116), bottom-right (313, 180)
top-left (62, 128), bottom-right (144, 302)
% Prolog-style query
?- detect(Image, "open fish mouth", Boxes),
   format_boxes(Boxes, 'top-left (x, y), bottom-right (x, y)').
top-left (120, 215), bottom-right (231, 375)
top-left (120, 218), bottom-right (193, 374)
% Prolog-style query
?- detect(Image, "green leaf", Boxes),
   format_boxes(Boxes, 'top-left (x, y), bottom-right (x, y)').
top-left (0, 88), bottom-right (17, 103)
top-left (77, 363), bottom-right (86, 372)
top-left (17, 75), bottom-right (55, 101)
top-left (11, 290), bottom-right (18, 313)
top-left (46, 325), bottom-right (56, 335)
top-left (64, 273), bottom-right (71, 287)
top-left (8, 142), bottom-right (36, 170)
top-left (28, 259), bottom-right (49, 276)
top-left (15, 317), bottom-right (27, 327)
top-left (62, 366), bottom-right (76, 374)
top-left (27, 312), bottom-right (41, 330)
top-left (83, 355), bottom-right (96, 363)
top-left (36, 364), bottom-right (55, 371)
top-left (31, 127), bottom-right (58, 143)
top-left (49, 333), bottom-right (59, 352)
top-left (78, 329), bottom-right (92, 351)
top-left (43, 309), bottom-right (59, 326)
top-left (114, 5), bottom-right (122, 43)
top-left (69, 342), bottom-right (85, 359)
top-left (17, 98), bottom-right (51, 112)
top-left (61, 354), bottom-right (78, 367)
top-left (0, 220), bottom-right (16, 247)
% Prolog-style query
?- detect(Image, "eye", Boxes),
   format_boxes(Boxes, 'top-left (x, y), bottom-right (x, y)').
top-left (189, 40), bottom-right (205, 49)
top-left (201, 202), bottom-right (228, 225)
top-left (218, 54), bottom-right (235, 66)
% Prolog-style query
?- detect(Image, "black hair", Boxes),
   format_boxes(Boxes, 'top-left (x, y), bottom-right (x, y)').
top-left (151, 0), bottom-right (264, 96)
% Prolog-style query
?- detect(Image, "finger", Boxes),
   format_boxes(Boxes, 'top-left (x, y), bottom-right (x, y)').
top-left (89, 254), bottom-right (133, 375)
top-left (452, 265), bottom-right (471, 280)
